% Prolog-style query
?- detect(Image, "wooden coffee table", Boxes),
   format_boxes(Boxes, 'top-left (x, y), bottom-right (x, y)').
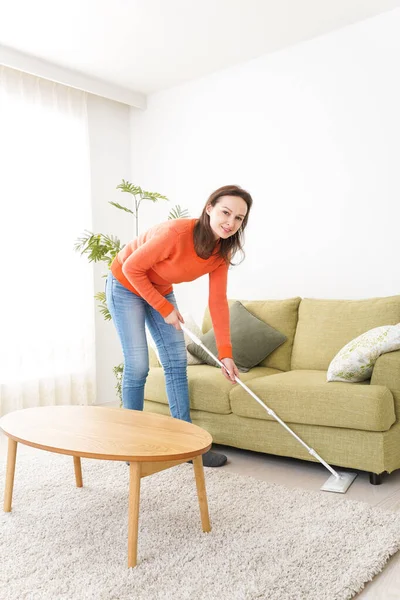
top-left (0, 405), bottom-right (213, 568)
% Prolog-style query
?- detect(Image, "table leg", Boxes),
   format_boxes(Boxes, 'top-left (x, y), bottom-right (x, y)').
top-left (128, 461), bottom-right (141, 568)
top-left (4, 438), bottom-right (18, 512)
top-left (73, 456), bottom-right (83, 488)
top-left (193, 455), bottom-right (211, 532)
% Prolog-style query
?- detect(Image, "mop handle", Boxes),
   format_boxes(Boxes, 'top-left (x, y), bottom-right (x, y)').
top-left (181, 324), bottom-right (340, 480)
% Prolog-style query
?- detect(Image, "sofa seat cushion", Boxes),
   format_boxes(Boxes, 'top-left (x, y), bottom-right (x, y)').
top-left (145, 366), bottom-right (282, 415)
top-left (229, 370), bottom-right (396, 432)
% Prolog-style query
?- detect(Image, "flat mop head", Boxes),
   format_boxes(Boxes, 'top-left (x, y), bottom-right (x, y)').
top-left (320, 472), bottom-right (357, 493)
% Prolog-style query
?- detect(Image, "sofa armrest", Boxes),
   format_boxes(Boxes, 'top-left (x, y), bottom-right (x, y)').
top-left (371, 350), bottom-right (400, 392)
top-left (149, 346), bottom-right (161, 368)
top-left (371, 350), bottom-right (400, 419)
top-left (371, 351), bottom-right (400, 419)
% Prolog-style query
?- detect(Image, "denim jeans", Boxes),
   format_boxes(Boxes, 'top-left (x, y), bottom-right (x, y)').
top-left (105, 272), bottom-right (191, 423)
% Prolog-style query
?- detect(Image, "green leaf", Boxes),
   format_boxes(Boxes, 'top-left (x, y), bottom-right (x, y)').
top-left (74, 231), bottom-right (123, 268)
top-left (168, 205), bottom-right (190, 220)
top-left (112, 362), bottom-right (124, 406)
top-left (109, 201), bottom-right (134, 214)
top-left (116, 180), bottom-right (143, 196)
top-left (142, 190), bottom-right (169, 203)
top-left (115, 179), bottom-right (169, 206)
top-left (94, 291), bottom-right (111, 320)
top-left (113, 363), bottom-right (124, 376)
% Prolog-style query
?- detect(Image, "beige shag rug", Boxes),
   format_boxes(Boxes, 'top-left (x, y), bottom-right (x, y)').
top-left (1, 452), bottom-right (400, 600)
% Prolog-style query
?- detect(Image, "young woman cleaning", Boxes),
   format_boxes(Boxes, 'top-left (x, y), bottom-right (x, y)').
top-left (106, 184), bottom-right (253, 467)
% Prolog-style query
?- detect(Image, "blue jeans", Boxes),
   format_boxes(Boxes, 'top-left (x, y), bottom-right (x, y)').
top-left (105, 272), bottom-right (191, 422)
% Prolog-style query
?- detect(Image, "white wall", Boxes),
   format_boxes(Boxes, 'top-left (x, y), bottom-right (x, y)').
top-left (130, 9), bottom-right (400, 326)
top-left (87, 94), bottom-right (132, 404)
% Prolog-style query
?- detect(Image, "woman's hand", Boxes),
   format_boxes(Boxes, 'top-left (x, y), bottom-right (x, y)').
top-left (220, 357), bottom-right (239, 384)
top-left (164, 309), bottom-right (185, 330)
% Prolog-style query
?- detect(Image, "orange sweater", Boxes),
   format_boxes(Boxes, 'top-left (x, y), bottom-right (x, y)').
top-left (111, 218), bottom-right (232, 359)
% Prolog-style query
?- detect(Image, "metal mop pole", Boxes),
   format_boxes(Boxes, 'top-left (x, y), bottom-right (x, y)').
top-left (181, 324), bottom-right (340, 479)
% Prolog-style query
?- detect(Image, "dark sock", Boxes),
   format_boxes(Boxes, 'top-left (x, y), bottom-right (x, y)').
top-left (188, 450), bottom-right (227, 468)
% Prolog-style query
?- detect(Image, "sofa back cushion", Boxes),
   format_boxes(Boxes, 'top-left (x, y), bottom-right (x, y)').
top-left (202, 297), bottom-right (301, 372)
top-left (291, 295), bottom-right (400, 371)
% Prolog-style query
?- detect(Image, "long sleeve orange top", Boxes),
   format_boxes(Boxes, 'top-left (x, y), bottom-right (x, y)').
top-left (110, 218), bottom-right (232, 359)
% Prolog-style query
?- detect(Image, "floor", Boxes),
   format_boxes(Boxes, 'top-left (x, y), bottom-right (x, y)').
top-left (1, 418), bottom-right (400, 598)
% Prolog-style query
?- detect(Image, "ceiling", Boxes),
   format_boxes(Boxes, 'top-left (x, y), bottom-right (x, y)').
top-left (0, 0), bottom-right (399, 95)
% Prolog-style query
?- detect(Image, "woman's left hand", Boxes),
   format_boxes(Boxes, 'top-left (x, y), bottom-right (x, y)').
top-left (220, 358), bottom-right (240, 384)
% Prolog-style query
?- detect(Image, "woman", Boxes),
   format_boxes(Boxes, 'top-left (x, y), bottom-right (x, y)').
top-left (106, 184), bottom-right (253, 467)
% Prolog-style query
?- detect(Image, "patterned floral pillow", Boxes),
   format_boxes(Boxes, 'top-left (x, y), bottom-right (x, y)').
top-left (327, 324), bottom-right (400, 383)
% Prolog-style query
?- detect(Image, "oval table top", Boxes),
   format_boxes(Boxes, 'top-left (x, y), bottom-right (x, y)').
top-left (0, 405), bottom-right (212, 462)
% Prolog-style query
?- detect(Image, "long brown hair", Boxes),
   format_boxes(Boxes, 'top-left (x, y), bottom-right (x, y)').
top-left (193, 185), bottom-right (253, 264)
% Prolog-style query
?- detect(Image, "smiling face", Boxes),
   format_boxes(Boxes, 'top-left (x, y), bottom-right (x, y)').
top-left (206, 195), bottom-right (248, 240)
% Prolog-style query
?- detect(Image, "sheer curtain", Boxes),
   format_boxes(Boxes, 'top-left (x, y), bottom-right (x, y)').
top-left (0, 66), bottom-right (96, 415)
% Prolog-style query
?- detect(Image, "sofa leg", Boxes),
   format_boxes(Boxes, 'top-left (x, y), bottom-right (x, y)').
top-left (369, 472), bottom-right (384, 485)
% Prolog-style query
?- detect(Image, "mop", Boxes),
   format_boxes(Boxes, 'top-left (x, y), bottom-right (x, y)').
top-left (181, 324), bottom-right (357, 493)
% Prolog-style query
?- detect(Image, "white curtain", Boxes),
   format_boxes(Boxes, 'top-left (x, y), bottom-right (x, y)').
top-left (0, 66), bottom-right (96, 415)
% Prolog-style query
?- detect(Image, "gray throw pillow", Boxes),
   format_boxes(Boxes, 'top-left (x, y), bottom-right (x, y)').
top-left (187, 301), bottom-right (287, 372)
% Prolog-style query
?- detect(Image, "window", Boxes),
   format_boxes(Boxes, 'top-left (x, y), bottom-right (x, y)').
top-left (0, 66), bottom-right (95, 413)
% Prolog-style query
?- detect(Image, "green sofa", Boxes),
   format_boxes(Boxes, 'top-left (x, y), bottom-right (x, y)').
top-left (144, 295), bottom-right (400, 484)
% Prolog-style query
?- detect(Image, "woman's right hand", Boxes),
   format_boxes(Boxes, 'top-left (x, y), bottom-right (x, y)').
top-left (164, 309), bottom-right (184, 330)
